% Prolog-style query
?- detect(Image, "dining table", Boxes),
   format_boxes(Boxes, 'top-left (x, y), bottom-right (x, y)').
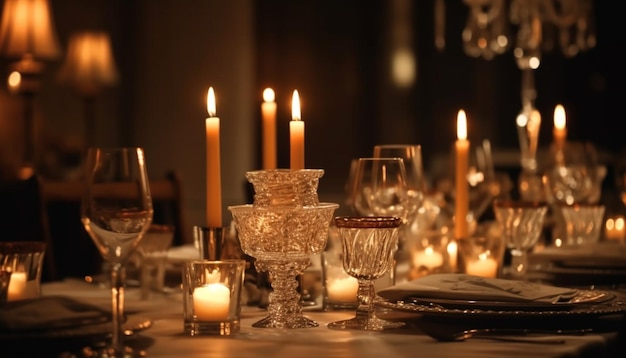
top-left (4, 275), bottom-right (624, 358)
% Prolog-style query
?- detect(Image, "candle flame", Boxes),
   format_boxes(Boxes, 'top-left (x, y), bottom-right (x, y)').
top-left (291, 90), bottom-right (301, 121)
top-left (263, 87), bottom-right (275, 102)
top-left (457, 110), bottom-right (467, 140)
top-left (516, 113), bottom-right (528, 127)
top-left (554, 104), bottom-right (566, 130)
top-left (207, 87), bottom-right (216, 117)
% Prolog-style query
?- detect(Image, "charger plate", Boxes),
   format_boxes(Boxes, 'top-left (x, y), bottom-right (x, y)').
top-left (1, 314), bottom-right (152, 355)
top-left (375, 290), bottom-right (626, 319)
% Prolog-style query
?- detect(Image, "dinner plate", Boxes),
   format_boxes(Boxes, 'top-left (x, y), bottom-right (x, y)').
top-left (402, 289), bottom-right (615, 312)
top-left (1, 315), bottom-right (152, 355)
top-left (375, 290), bottom-right (626, 319)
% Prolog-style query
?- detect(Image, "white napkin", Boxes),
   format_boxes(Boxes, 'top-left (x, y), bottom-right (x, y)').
top-left (0, 295), bottom-right (110, 332)
top-left (377, 273), bottom-right (579, 303)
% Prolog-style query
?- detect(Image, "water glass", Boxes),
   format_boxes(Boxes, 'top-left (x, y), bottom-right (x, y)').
top-left (0, 241), bottom-right (46, 302)
top-left (183, 260), bottom-right (246, 336)
top-left (558, 203), bottom-right (605, 247)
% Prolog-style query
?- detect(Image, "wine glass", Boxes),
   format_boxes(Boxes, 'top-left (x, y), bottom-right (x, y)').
top-left (327, 216), bottom-right (404, 331)
top-left (81, 147), bottom-right (153, 356)
top-left (492, 200), bottom-right (547, 280)
top-left (350, 157), bottom-right (410, 221)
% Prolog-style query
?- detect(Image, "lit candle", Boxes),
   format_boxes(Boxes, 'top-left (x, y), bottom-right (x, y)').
top-left (205, 87), bottom-right (222, 227)
top-left (413, 246), bottom-right (444, 269)
top-left (454, 110), bottom-right (470, 239)
top-left (327, 276), bottom-right (358, 302)
top-left (7, 272), bottom-right (27, 301)
top-left (193, 283), bottom-right (231, 321)
top-left (290, 90), bottom-right (305, 170)
top-left (261, 88), bottom-right (277, 170)
top-left (605, 216), bottom-right (626, 242)
top-left (447, 240), bottom-right (458, 272)
top-left (553, 104), bottom-right (567, 148)
top-left (465, 255), bottom-right (499, 278)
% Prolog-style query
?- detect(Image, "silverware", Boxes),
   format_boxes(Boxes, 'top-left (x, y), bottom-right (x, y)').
top-left (415, 319), bottom-right (591, 344)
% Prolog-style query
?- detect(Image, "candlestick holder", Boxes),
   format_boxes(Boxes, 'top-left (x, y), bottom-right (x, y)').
top-left (229, 169), bottom-right (338, 328)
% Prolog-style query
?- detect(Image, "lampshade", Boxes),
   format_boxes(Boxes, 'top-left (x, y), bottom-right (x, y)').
top-left (0, 0), bottom-right (61, 60)
top-left (57, 31), bottom-right (119, 96)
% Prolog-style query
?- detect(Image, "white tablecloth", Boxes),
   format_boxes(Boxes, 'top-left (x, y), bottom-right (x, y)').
top-left (37, 279), bottom-right (621, 358)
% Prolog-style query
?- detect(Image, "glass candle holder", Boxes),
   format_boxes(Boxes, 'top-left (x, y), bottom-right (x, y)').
top-left (558, 203), bottom-right (606, 247)
top-left (458, 230), bottom-right (505, 278)
top-left (183, 260), bottom-right (246, 336)
top-left (408, 230), bottom-right (454, 279)
top-left (0, 241), bottom-right (46, 303)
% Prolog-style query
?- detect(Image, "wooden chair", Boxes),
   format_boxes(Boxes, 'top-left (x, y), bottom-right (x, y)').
top-left (37, 171), bottom-right (188, 281)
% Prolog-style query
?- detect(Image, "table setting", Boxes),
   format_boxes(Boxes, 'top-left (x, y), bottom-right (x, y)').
top-left (3, 94), bottom-right (626, 358)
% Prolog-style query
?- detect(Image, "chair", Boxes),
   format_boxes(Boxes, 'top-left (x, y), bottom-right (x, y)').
top-left (37, 171), bottom-right (188, 281)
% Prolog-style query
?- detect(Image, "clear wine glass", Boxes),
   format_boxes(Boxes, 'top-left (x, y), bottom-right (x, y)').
top-left (350, 157), bottom-right (410, 221)
top-left (493, 200), bottom-right (547, 280)
top-left (327, 216), bottom-right (404, 331)
top-left (81, 147), bottom-right (153, 356)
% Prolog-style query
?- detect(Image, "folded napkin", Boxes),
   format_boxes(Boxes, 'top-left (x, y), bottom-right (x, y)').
top-left (0, 295), bottom-right (110, 332)
top-left (377, 273), bottom-right (579, 303)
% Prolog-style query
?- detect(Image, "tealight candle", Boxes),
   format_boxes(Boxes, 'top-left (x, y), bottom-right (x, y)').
top-left (193, 283), bottom-right (231, 321)
top-left (413, 247), bottom-right (444, 269)
top-left (7, 272), bottom-right (27, 301)
top-left (466, 255), bottom-right (498, 278)
top-left (327, 276), bottom-right (358, 302)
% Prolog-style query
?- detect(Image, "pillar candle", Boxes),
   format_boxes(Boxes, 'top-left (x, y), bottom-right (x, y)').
top-left (290, 90), bottom-right (305, 170)
top-left (262, 88), bottom-right (277, 170)
top-left (193, 283), bottom-right (230, 321)
top-left (553, 104), bottom-right (567, 148)
top-left (454, 110), bottom-right (469, 239)
top-left (205, 87), bottom-right (222, 227)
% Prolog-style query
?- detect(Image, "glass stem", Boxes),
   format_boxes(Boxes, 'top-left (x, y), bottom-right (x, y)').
top-left (355, 279), bottom-right (376, 321)
top-left (509, 248), bottom-right (528, 279)
top-left (110, 263), bottom-right (125, 354)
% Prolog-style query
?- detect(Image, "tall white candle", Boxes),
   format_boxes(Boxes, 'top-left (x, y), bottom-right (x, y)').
top-left (262, 88), bottom-right (277, 170)
top-left (290, 90), bottom-right (305, 170)
top-left (454, 110), bottom-right (469, 239)
top-left (205, 87), bottom-right (222, 227)
top-left (193, 283), bottom-right (231, 321)
top-left (553, 104), bottom-right (567, 149)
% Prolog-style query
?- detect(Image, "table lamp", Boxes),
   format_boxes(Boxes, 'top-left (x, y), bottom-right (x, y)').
top-left (0, 0), bottom-right (62, 178)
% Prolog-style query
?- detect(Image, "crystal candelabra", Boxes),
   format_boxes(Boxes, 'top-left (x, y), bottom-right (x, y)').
top-left (229, 169), bottom-right (338, 328)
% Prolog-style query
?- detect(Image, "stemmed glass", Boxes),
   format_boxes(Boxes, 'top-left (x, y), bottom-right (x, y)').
top-left (492, 200), bottom-right (547, 280)
top-left (81, 147), bottom-right (153, 356)
top-left (327, 216), bottom-right (404, 331)
top-left (350, 157), bottom-right (410, 221)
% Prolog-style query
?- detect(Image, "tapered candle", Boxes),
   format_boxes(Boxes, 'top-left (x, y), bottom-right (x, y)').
top-left (553, 104), bottom-right (567, 148)
top-left (262, 88), bottom-right (277, 170)
top-left (290, 90), bottom-right (305, 170)
top-left (454, 109), bottom-right (469, 239)
top-left (206, 87), bottom-right (222, 227)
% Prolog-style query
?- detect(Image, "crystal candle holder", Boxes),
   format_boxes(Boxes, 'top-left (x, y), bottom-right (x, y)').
top-left (229, 169), bottom-right (338, 328)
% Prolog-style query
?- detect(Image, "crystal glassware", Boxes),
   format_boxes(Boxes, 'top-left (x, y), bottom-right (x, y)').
top-left (229, 169), bottom-right (338, 328)
top-left (81, 147), bottom-right (153, 356)
top-left (327, 216), bottom-right (404, 331)
top-left (493, 200), bottom-right (547, 280)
